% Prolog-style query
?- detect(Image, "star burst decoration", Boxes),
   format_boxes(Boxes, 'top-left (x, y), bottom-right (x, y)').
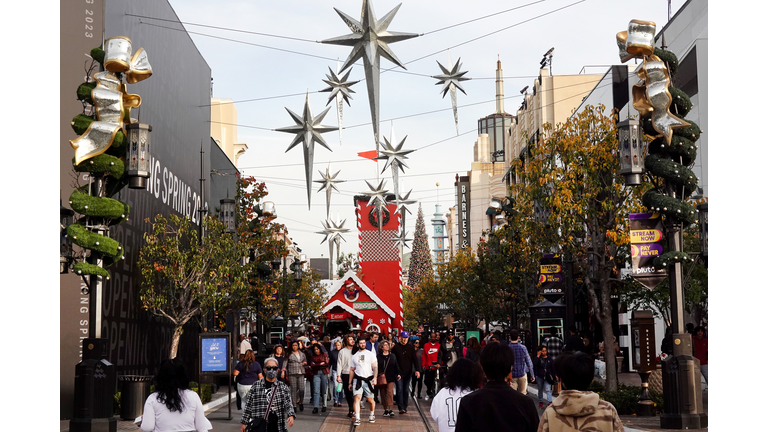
top-left (320, 66), bottom-right (359, 107)
top-left (321, 0), bottom-right (419, 150)
top-left (390, 228), bottom-right (412, 250)
top-left (361, 179), bottom-right (390, 233)
top-left (314, 166), bottom-right (345, 219)
top-left (391, 189), bottom-right (416, 218)
top-left (275, 92), bottom-right (338, 209)
top-left (433, 58), bottom-right (470, 135)
top-left (376, 135), bottom-right (414, 197)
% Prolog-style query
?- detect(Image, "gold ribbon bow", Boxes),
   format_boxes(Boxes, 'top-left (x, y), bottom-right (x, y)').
top-left (617, 20), bottom-right (688, 145)
top-left (70, 38), bottom-right (152, 164)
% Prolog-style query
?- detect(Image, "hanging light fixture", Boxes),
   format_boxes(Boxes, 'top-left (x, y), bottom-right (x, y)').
top-left (261, 201), bottom-right (276, 217)
top-left (617, 118), bottom-right (646, 186)
top-left (60, 200), bottom-right (75, 274)
top-left (125, 122), bottom-right (153, 189)
top-left (220, 194), bottom-right (236, 233)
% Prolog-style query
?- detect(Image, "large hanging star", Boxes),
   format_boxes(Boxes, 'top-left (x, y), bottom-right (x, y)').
top-left (320, 0), bottom-right (419, 150)
top-left (275, 92), bottom-right (338, 209)
top-left (329, 216), bottom-right (351, 244)
top-left (433, 58), bottom-right (470, 135)
top-left (376, 135), bottom-right (414, 198)
top-left (314, 166), bottom-right (345, 219)
top-left (320, 66), bottom-right (359, 107)
top-left (390, 228), bottom-right (412, 250)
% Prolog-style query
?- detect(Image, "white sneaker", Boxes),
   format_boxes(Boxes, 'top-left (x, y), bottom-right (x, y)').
top-left (424, 395), bottom-right (430, 401)
top-left (354, 417), bottom-right (361, 426)
top-left (369, 414), bottom-right (376, 423)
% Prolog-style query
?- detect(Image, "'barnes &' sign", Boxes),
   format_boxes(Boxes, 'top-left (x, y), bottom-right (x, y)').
top-left (455, 176), bottom-right (471, 249)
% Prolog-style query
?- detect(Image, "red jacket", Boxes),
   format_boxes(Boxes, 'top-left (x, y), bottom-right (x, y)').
top-left (422, 341), bottom-right (441, 370)
top-left (692, 337), bottom-right (707, 365)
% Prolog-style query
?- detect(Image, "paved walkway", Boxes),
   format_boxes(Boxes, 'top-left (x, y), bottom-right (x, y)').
top-left (61, 374), bottom-right (707, 432)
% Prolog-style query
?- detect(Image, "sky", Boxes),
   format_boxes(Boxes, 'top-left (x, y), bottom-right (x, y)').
top-left (155, 0), bottom-right (690, 261)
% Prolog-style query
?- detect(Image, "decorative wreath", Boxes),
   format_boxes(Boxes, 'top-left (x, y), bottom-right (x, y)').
top-left (368, 207), bottom-right (390, 227)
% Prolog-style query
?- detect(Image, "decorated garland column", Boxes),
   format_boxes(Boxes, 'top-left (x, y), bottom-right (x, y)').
top-left (617, 20), bottom-right (705, 429)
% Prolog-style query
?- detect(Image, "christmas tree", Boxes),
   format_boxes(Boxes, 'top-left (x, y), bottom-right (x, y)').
top-left (408, 203), bottom-right (433, 288)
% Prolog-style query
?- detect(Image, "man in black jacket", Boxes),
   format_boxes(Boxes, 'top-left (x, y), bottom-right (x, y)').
top-left (563, 325), bottom-right (583, 353)
top-left (391, 331), bottom-right (420, 414)
top-left (437, 329), bottom-right (463, 388)
top-left (455, 341), bottom-right (539, 432)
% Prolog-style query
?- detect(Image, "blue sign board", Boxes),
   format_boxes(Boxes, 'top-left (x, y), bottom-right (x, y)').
top-left (201, 337), bottom-right (228, 372)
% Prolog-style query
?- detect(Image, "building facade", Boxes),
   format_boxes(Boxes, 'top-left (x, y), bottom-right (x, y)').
top-left (210, 98), bottom-right (249, 167)
top-left (431, 204), bottom-right (448, 266)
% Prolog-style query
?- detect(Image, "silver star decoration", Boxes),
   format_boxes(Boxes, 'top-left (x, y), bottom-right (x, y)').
top-left (320, 0), bottom-right (419, 151)
top-left (317, 217), bottom-right (350, 276)
top-left (314, 166), bottom-right (345, 219)
top-left (433, 58), bottom-right (470, 135)
top-left (390, 228), bottom-right (412, 250)
top-left (320, 65), bottom-right (359, 107)
top-left (361, 179), bottom-right (390, 233)
top-left (391, 189), bottom-right (416, 222)
top-left (375, 135), bottom-right (414, 198)
top-left (321, 62), bottom-right (359, 146)
top-left (275, 92), bottom-right (338, 209)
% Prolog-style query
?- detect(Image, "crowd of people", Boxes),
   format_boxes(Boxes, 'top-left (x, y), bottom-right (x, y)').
top-left (138, 323), bottom-right (709, 431)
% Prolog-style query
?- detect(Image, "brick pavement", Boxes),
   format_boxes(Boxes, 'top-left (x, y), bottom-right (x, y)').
top-left (319, 396), bottom-right (436, 432)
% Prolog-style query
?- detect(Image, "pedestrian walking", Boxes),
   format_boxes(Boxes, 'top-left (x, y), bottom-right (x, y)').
top-left (430, 358), bottom-right (482, 432)
top-left (422, 332), bottom-right (441, 401)
top-left (240, 357), bottom-right (296, 432)
top-left (329, 339), bottom-right (344, 407)
top-left (509, 330), bottom-right (535, 394)
top-left (140, 359), bottom-right (212, 432)
top-left (563, 326), bottom-right (583, 353)
top-left (234, 349), bottom-right (264, 408)
top-left (391, 330), bottom-right (420, 414)
top-left (286, 340), bottom-right (307, 412)
top-left (349, 337), bottom-right (378, 425)
top-left (463, 337), bottom-right (481, 363)
top-left (537, 351), bottom-right (624, 432)
top-left (336, 335), bottom-right (357, 418)
top-left (533, 345), bottom-right (555, 408)
top-left (310, 344), bottom-right (329, 413)
top-left (454, 341), bottom-right (539, 432)
top-left (692, 326), bottom-right (708, 389)
top-left (273, 345), bottom-right (287, 383)
top-left (411, 338), bottom-right (424, 399)
top-left (543, 328), bottom-right (564, 361)
top-left (377, 340), bottom-right (401, 417)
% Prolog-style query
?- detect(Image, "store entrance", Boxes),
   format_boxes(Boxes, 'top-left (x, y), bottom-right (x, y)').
top-left (325, 320), bottom-right (351, 336)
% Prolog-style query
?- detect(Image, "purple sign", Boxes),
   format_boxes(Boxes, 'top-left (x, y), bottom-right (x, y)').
top-left (629, 213), bottom-right (666, 289)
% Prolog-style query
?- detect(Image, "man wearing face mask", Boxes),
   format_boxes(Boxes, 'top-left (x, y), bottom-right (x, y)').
top-left (241, 357), bottom-right (295, 432)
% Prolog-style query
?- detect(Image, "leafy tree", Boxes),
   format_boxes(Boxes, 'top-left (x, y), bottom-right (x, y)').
top-left (336, 252), bottom-right (360, 278)
top-left (510, 105), bottom-right (646, 392)
top-left (407, 203), bottom-right (433, 288)
top-left (291, 268), bottom-right (330, 328)
top-left (138, 214), bottom-right (235, 358)
top-left (214, 175), bottom-right (287, 327)
top-left (403, 272), bottom-right (446, 330)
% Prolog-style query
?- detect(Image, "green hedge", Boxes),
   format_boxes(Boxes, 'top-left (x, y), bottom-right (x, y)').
top-left (596, 384), bottom-right (664, 415)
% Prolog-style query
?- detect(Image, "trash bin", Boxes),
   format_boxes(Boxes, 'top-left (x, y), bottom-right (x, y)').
top-left (119, 375), bottom-right (152, 420)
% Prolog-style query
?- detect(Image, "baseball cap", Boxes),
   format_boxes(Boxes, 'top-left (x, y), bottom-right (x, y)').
top-left (400, 331), bottom-right (410, 338)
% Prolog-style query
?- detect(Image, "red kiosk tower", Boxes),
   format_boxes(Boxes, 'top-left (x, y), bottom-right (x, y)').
top-left (321, 195), bottom-right (404, 334)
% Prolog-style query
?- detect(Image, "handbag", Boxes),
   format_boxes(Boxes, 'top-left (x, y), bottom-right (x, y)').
top-left (246, 382), bottom-right (277, 432)
top-left (376, 355), bottom-right (390, 388)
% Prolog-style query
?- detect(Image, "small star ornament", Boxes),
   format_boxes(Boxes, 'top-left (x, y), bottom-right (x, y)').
top-left (433, 57), bottom-right (470, 135)
top-left (390, 228), bottom-right (412, 250)
top-left (314, 166), bottom-right (345, 219)
top-left (320, 63), bottom-right (360, 145)
top-left (275, 92), bottom-right (338, 209)
top-left (361, 179), bottom-right (390, 234)
top-left (321, 0), bottom-right (419, 150)
top-left (376, 135), bottom-right (414, 198)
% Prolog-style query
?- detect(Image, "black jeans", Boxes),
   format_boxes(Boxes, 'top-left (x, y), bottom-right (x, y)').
top-left (341, 373), bottom-right (354, 413)
top-left (424, 368), bottom-right (437, 396)
top-left (410, 371), bottom-right (423, 397)
top-left (396, 372), bottom-right (412, 409)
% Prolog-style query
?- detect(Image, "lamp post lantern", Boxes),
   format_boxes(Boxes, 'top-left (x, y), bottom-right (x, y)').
top-left (617, 118), bottom-right (646, 186)
top-left (220, 195), bottom-right (236, 233)
top-left (125, 122), bottom-right (153, 189)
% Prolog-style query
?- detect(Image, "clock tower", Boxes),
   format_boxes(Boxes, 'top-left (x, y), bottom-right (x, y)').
top-left (432, 204), bottom-right (448, 268)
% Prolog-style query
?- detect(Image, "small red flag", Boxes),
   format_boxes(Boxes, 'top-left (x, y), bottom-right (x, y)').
top-left (357, 150), bottom-right (378, 161)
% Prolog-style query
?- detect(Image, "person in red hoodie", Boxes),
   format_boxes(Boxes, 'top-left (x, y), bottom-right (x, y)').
top-left (422, 332), bottom-right (441, 401)
top-left (692, 326), bottom-right (708, 390)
